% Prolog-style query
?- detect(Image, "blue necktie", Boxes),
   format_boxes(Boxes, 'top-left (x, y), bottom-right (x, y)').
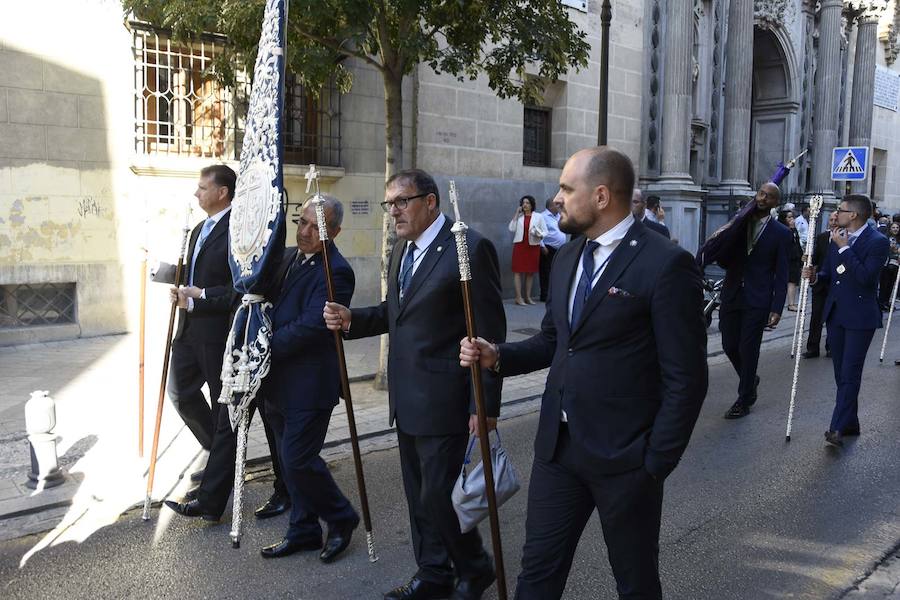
top-left (189, 218), bottom-right (215, 286)
top-left (399, 242), bottom-right (418, 301)
top-left (571, 241), bottom-right (600, 326)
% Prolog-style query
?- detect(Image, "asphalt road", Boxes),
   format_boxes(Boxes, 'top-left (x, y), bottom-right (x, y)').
top-left (1, 335), bottom-right (898, 600)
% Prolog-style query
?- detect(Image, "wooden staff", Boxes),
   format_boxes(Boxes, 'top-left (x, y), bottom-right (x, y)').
top-left (785, 195), bottom-right (823, 442)
top-left (879, 260), bottom-right (900, 362)
top-left (307, 165), bottom-right (378, 562)
top-left (139, 249), bottom-right (148, 457)
top-left (449, 181), bottom-right (508, 600)
top-left (142, 219), bottom-right (192, 520)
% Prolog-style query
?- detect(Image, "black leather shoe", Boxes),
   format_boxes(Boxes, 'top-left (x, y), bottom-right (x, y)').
top-left (260, 537), bottom-right (322, 559)
top-left (724, 401), bottom-right (750, 419)
top-left (383, 577), bottom-right (454, 600)
top-left (824, 430), bottom-right (844, 448)
top-left (183, 486), bottom-right (200, 502)
top-left (802, 350), bottom-right (819, 359)
top-left (320, 518), bottom-right (359, 563)
top-left (451, 570), bottom-right (496, 600)
top-left (164, 499), bottom-right (220, 522)
top-left (254, 492), bottom-right (291, 519)
top-left (189, 469), bottom-right (205, 483)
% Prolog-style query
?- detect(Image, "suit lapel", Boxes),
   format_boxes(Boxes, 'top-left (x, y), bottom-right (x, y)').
top-left (552, 240), bottom-right (581, 339)
top-left (276, 248), bottom-right (299, 288)
top-left (195, 211), bottom-right (230, 263)
top-left (571, 221), bottom-right (646, 338)
top-left (397, 218), bottom-right (454, 314)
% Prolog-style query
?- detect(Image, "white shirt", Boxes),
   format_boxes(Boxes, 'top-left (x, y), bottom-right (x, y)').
top-left (567, 214), bottom-right (635, 323)
top-left (399, 212), bottom-right (446, 284)
top-left (644, 210), bottom-right (660, 224)
top-left (838, 223), bottom-right (868, 254)
top-left (187, 206), bottom-right (231, 312)
top-left (795, 214), bottom-right (809, 245)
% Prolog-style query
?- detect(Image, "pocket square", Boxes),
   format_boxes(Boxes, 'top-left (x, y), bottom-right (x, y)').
top-left (607, 286), bottom-right (635, 298)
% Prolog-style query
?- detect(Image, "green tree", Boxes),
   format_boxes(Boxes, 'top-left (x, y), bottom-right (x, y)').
top-left (124, 0), bottom-right (590, 388)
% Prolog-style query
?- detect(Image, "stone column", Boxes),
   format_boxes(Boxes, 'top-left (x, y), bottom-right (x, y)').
top-left (659, 0), bottom-right (694, 183)
top-left (720, 0), bottom-right (755, 193)
top-left (649, 0), bottom-right (703, 252)
top-left (848, 7), bottom-right (882, 192)
top-left (810, 0), bottom-right (845, 199)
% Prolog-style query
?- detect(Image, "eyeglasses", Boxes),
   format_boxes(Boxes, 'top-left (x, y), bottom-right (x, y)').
top-left (380, 192), bottom-right (429, 212)
top-left (834, 208), bottom-right (855, 214)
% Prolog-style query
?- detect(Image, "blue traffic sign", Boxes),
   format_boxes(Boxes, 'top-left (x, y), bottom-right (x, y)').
top-left (831, 146), bottom-right (868, 181)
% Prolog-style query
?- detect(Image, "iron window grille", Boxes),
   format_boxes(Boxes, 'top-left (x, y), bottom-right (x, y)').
top-left (523, 106), bottom-right (551, 167)
top-left (131, 24), bottom-right (341, 166)
top-left (0, 283), bottom-right (77, 329)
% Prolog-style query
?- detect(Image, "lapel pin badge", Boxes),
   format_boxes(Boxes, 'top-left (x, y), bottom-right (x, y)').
top-left (629, 240), bottom-right (637, 247)
top-left (437, 246), bottom-right (442, 252)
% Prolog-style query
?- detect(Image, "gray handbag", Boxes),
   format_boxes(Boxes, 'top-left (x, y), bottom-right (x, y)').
top-left (451, 430), bottom-right (521, 533)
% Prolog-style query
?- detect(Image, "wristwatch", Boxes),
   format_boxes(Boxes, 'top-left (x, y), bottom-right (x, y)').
top-left (490, 343), bottom-right (501, 374)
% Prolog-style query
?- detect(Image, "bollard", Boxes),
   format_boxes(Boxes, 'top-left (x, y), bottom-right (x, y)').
top-left (24, 390), bottom-right (65, 490)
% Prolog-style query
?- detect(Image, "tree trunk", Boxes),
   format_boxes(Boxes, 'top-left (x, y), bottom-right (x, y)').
top-left (373, 66), bottom-right (405, 390)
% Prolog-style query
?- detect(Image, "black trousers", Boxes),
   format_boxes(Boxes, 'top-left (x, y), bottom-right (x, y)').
top-left (167, 340), bottom-right (224, 450)
top-left (515, 425), bottom-right (664, 600)
top-left (719, 305), bottom-right (769, 407)
top-left (258, 396), bottom-right (287, 499)
top-left (539, 246), bottom-right (559, 302)
top-left (879, 263), bottom-right (898, 306)
top-left (806, 289), bottom-right (829, 353)
top-left (396, 429), bottom-right (492, 586)
top-left (265, 402), bottom-right (357, 542)
top-left (196, 398), bottom-right (285, 516)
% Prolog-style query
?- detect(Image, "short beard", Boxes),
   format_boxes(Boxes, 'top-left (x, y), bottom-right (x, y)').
top-left (559, 216), bottom-right (585, 235)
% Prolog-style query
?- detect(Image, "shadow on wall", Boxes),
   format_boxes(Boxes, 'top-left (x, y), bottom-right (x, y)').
top-left (0, 41), bottom-right (123, 345)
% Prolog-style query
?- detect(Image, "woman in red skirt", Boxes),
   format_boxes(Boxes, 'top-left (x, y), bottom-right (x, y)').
top-left (508, 195), bottom-right (547, 305)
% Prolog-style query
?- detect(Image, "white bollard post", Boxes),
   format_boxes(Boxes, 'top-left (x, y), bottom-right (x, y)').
top-left (24, 391), bottom-right (65, 490)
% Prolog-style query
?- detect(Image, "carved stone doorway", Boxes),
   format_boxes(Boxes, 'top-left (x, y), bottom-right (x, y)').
top-left (749, 27), bottom-right (799, 188)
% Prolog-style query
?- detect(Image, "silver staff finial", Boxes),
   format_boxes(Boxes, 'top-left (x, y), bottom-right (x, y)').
top-left (448, 180), bottom-right (471, 281)
top-left (305, 164), bottom-right (320, 194)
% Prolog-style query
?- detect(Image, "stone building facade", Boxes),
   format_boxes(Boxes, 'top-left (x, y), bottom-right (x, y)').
top-left (1, 0), bottom-right (898, 345)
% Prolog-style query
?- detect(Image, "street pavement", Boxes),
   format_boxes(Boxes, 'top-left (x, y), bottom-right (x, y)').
top-left (0, 306), bottom-right (898, 598)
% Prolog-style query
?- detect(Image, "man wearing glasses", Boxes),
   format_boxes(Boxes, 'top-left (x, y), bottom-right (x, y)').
top-left (324, 169), bottom-right (505, 600)
top-left (803, 195), bottom-right (890, 448)
top-left (717, 182), bottom-right (791, 419)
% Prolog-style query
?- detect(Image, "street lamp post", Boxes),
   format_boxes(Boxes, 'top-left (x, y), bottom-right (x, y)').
top-left (598, 0), bottom-right (612, 145)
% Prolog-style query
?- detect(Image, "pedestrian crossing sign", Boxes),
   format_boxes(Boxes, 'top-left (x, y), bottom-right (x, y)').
top-left (831, 146), bottom-right (868, 181)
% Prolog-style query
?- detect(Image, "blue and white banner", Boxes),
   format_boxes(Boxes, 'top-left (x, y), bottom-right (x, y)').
top-left (219, 0), bottom-right (287, 429)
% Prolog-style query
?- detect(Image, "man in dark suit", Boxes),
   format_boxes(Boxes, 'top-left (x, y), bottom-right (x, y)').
top-left (324, 169), bottom-right (505, 600)
top-left (803, 211), bottom-right (837, 358)
top-left (631, 188), bottom-right (671, 239)
top-left (718, 182), bottom-right (791, 419)
top-left (163, 165), bottom-right (287, 521)
top-left (460, 147), bottom-right (707, 599)
top-left (155, 165), bottom-right (236, 451)
top-left (803, 194), bottom-right (890, 447)
top-left (257, 195), bottom-right (360, 561)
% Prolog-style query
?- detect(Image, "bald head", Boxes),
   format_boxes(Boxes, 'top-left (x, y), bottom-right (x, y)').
top-left (554, 146), bottom-right (636, 239)
top-left (754, 182), bottom-right (781, 214)
top-left (573, 147), bottom-right (635, 207)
